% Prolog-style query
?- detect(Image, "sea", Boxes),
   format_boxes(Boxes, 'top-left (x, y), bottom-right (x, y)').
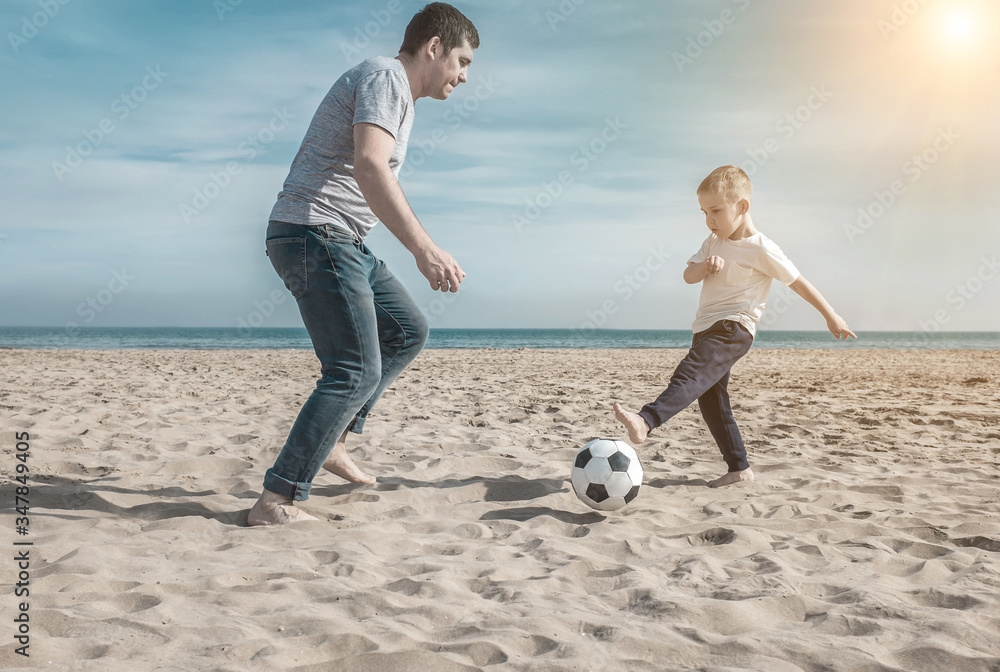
top-left (0, 327), bottom-right (998, 350)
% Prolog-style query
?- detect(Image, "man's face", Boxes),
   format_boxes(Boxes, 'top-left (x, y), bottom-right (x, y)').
top-left (430, 39), bottom-right (473, 100)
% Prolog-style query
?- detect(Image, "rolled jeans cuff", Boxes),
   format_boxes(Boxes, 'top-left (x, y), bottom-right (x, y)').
top-left (637, 410), bottom-right (655, 434)
top-left (349, 413), bottom-right (367, 435)
top-left (263, 468), bottom-right (312, 502)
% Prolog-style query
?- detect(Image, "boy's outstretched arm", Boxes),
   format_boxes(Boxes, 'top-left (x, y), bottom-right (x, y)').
top-left (788, 276), bottom-right (857, 340)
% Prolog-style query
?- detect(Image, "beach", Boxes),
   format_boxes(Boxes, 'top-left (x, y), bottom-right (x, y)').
top-left (1, 347), bottom-right (999, 671)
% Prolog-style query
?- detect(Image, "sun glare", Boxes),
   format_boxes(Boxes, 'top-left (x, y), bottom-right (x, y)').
top-left (945, 11), bottom-right (975, 43)
top-left (928, 1), bottom-right (1000, 55)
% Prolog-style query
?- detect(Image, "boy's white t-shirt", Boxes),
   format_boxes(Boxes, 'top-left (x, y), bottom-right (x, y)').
top-left (687, 232), bottom-right (800, 337)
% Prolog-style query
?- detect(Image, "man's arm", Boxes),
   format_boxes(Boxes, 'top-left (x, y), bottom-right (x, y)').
top-left (353, 122), bottom-right (464, 293)
top-left (788, 275), bottom-right (857, 340)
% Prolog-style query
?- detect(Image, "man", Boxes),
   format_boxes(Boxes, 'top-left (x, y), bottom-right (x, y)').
top-left (249, 3), bottom-right (479, 526)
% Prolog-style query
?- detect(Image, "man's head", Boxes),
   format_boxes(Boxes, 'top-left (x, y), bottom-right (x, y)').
top-left (697, 165), bottom-right (753, 240)
top-left (398, 3), bottom-right (479, 100)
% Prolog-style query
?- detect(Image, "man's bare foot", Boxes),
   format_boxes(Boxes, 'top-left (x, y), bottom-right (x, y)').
top-left (247, 489), bottom-right (318, 526)
top-left (613, 402), bottom-right (650, 444)
top-left (708, 468), bottom-right (755, 488)
top-left (322, 441), bottom-right (376, 485)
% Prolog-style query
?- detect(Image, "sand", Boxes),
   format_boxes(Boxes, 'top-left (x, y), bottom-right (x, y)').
top-left (1, 347), bottom-right (999, 671)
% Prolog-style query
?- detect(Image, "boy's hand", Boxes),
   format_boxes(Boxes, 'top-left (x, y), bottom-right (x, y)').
top-left (683, 255), bottom-right (726, 284)
top-left (827, 314), bottom-right (857, 340)
top-left (789, 276), bottom-right (858, 341)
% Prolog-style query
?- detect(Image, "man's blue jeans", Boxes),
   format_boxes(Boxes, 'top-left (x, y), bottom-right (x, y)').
top-left (262, 220), bottom-right (429, 501)
top-left (638, 319), bottom-right (754, 473)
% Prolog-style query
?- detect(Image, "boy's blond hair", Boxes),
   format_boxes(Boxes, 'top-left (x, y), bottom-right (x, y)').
top-left (697, 165), bottom-right (753, 206)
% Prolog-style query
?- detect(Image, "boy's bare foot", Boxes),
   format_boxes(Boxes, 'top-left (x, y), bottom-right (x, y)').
top-left (247, 489), bottom-right (318, 526)
top-left (613, 402), bottom-right (650, 444)
top-left (708, 468), bottom-right (754, 488)
top-left (322, 440), bottom-right (376, 485)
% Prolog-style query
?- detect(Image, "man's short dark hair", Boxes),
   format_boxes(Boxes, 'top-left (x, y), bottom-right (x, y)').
top-left (399, 2), bottom-right (479, 56)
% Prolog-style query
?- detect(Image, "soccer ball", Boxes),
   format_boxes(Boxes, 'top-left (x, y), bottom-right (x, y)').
top-left (571, 438), bottom-right (643, 511)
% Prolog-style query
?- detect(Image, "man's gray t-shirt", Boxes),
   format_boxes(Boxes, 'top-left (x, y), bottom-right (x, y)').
top-left (269, 56), bottom-right (414, 239)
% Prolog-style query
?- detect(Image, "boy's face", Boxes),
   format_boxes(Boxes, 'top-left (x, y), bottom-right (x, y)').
top-left (698, 190), bottom-right (749, 240)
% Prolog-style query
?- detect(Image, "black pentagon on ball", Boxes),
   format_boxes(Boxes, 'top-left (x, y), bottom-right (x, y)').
top-left (624, 485), bottom-right (640, 504)
top-left (607, 450), bottom-right (630, 472)
top-left (586, 482), bottom-right (610, 502)
top-left (574, 448), bottom-right (592, 469)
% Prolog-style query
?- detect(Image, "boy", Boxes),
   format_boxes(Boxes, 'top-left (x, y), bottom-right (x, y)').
top-left (614, 165), bottom-right (856, 487)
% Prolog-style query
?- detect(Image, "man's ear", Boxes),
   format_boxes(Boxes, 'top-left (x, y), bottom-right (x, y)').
top-left (424, 36), bottom-right (441, 60)
top-left (739, 199), bottom-right (749, 215)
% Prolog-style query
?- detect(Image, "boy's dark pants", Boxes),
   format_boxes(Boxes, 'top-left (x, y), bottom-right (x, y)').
top-left (638, 319), bottom-right (754, 472)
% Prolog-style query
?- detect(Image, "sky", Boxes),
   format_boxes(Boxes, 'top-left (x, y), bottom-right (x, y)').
top-left (2, 0), bottom-right (999, 332)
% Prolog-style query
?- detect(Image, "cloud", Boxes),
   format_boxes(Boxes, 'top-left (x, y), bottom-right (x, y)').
top-left (1, 0), bottom-right (997, 330)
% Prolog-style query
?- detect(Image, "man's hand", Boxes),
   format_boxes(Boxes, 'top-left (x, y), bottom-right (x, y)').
top-left (826, 314), bottom-right (857, 341)
top-left (415, 244), bottom-right (466, 293)
top-left (706, 255), bottom-right (725, 276)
